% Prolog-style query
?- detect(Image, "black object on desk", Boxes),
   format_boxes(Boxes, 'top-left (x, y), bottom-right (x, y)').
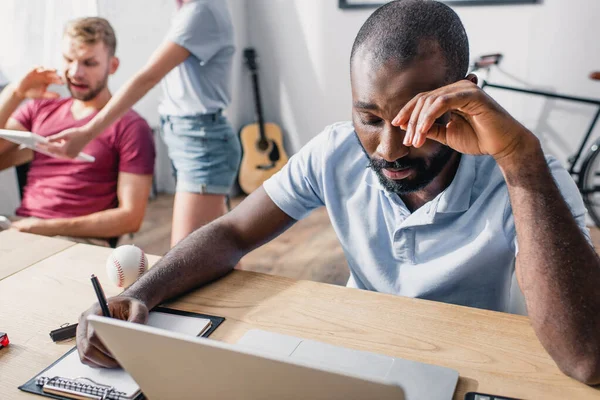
top-left (465, 392), bottom-right (522, 400)
top-left (91, 274), bottom-right (111, 317)
top-left (48, 275), bottom-right (110, 342)
top-left (49, 324), bottom-right (77, 342)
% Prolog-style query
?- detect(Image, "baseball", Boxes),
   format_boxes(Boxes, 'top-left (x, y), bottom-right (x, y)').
top-left (106, 245), bottom-right (148, 288)
top-left (0, 216), bottom-right (11, 230)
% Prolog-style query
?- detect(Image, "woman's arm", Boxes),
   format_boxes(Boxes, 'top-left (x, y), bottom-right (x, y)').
top-left (45, 41), bottom-right (190, 158)
top-left (87, 41), bottom-right (190, 135)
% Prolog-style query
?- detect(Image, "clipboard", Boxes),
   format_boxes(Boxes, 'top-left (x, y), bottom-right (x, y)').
top-left (19, 307), bottom-right (224, 400)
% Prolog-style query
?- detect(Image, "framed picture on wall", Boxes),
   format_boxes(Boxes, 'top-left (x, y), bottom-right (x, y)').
top-left (339, 0), bottom-right (539, 8)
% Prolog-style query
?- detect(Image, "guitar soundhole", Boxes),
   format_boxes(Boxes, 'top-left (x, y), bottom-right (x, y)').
top-left (257, 139), bottom-right (269, 152)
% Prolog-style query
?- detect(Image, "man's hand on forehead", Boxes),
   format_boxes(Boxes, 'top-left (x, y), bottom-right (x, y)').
top-left (391, 77), bottom-right (537, 161)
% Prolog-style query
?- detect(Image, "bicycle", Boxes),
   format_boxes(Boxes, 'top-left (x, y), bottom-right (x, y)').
top-left (471, 54), bottom-right (600, 227)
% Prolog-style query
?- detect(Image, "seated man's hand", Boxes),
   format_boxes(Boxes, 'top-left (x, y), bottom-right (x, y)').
top-left (14, 67), bottom-right (63, 100)
top-left (11, 217), bottom-right (49, 235)
top-left (77, 296), bottom-right (149, 368)
top-left (392, 75), bottom-right (538, 161)
top-left (41, 126), bottom-right (95, 159)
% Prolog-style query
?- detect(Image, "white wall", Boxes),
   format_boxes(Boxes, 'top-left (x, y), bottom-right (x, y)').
top-left (0, 0), bottom-right (98, 82)
top-left (245, 0), bottom-right (600, 169)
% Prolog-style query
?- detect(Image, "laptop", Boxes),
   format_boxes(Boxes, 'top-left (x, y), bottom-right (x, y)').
top-left (88, 315), bottom-right (458, 400)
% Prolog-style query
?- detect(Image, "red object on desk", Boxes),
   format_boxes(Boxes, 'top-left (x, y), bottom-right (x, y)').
top-left (0, 332), bottom-right (9, 348)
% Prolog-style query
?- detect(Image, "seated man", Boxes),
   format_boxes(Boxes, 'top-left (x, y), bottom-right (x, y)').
top-left (77, 0), bottom-right (600, 384)
top-left (0, 17), bottom-right (155, 246)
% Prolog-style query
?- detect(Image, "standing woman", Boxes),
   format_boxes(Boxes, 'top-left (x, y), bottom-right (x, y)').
top-left (47, 0), bottom-right (241, 247)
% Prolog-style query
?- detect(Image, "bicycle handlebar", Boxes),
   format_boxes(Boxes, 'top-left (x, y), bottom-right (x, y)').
top-left (472, 53), bottom-right (503, 70)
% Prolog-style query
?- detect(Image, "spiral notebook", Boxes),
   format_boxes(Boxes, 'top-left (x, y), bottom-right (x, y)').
top-left (19, 307), bottom-right (224, 400)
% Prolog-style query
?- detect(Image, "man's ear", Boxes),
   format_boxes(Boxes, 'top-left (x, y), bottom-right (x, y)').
top-left (465, 73), bottom-right (478, 85)
top-left (109, 56), bottom-right (119, 75)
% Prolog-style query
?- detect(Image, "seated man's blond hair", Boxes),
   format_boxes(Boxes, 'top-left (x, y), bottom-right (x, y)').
top-left (64, 17), bottom-right (117, 56)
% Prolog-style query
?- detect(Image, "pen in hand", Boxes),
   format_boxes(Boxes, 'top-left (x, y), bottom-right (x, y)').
top-left (91, 274), bottom-right (111, 318)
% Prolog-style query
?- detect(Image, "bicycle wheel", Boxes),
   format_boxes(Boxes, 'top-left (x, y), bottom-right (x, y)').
top-left (579, 138), bottom-right (600, 227)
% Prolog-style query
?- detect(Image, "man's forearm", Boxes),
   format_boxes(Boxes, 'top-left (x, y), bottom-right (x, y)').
top-left (0, 138), bottom-right (17, 156)
top-left (498, 136), bottom-right (600, 384)
top-left (35, 207), bottom-right (142, 238)
top-left (123, 219), bottom-right (243, 309)
top-left (0, 147), bottom-right (32, 171)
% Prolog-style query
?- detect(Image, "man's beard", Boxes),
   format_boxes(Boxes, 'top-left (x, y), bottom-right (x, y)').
top-left (357, 134), bottom-right (456, 195)
top-left (66, 74), bottom-right (108, 101)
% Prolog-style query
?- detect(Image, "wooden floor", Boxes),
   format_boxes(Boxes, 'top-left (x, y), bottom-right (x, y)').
top-left (122, 193), bottom-right (600, 287)
top-left (120, 194), bottom-right (350, 286)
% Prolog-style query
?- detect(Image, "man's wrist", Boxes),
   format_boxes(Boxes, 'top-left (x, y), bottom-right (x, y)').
top-left (494, 131), bottom-right (542, 173)
top-left (495, 132), bottom-right (547, 186)
top-left (38, 218), bottom-right (62, 235)
top-left (122, 286), bottom-right (159, 310)
top-left (8, 83), bottom-right (25, 101)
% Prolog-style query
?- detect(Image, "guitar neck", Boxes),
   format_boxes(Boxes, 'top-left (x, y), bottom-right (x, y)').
top-left (250, 71), bottom-right (267, 141)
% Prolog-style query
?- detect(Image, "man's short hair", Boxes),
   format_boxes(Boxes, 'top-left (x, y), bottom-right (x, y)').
top-left (350, 0), bottom-right (469, 81)
top-left (64, 17), bottom-right (117, 56)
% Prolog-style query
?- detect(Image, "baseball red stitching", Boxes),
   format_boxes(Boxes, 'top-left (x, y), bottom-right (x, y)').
top-left (138, 249), bottom-right (146, 278)
top-left (112, 255), bottom-right (125, 287)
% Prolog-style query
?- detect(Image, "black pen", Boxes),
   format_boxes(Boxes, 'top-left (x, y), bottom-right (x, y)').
top-left (91, 274), bottom-right (111, 317)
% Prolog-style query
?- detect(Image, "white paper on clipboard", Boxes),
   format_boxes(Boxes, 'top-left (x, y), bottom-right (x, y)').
top-left (0, 129), bottom-right (95, 162)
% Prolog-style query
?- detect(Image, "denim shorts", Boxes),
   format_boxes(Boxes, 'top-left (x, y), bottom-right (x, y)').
top-left (160, 113), bottom-right (241, 195)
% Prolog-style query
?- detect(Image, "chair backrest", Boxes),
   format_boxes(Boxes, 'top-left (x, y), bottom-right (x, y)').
top-left (0, 147), bottom-right (33, 202)
top-left (15, 160), bottom-right (30, 199)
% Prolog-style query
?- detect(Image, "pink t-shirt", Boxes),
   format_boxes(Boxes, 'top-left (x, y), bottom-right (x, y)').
top-left (12, 98), bottom-right (155, 219)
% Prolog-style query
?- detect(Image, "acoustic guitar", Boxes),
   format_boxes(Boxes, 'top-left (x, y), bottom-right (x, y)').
top-left (238, 48), bottom-right (289, 194)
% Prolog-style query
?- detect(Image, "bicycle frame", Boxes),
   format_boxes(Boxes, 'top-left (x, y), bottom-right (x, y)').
top-left (480, 81), bottom-right (600, 176)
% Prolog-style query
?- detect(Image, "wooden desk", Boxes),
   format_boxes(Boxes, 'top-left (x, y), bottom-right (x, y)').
top-left (0, 230), bottom-right (75, 280)
top-left (0, 240), bottom-right (597, 399)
